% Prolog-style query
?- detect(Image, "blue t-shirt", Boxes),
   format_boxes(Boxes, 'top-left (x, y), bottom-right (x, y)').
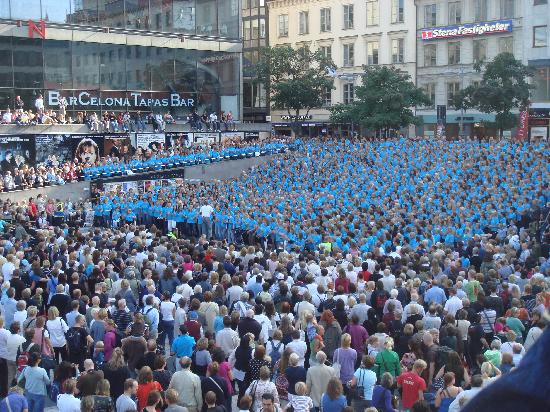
top-left (171, 334), bottom-right (196, 357)
top-left (321, 394), bottom-right (347, 412)
top-left (353, 367), bottom-right (377, 400)
top-left (0, 393), bottom-right (28, 412)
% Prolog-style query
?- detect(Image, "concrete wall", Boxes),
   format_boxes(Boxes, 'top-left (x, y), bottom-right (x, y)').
top-left (0, 181), bottom-right (90, 203)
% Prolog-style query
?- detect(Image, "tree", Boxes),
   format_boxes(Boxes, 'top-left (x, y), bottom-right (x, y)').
top-left (461, 52), bottom-right (533, 136)
top-left (256, 46), bottom-right (335, 120)
top-left (329, 66), bottom-right (430, 137)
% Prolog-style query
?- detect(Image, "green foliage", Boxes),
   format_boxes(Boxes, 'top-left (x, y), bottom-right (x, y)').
top-left (256, 46), bottom-right (335, 116)
top-left (462, 52), bottom-right (533, 134)
top-left (329, 66), bottom-right (430, 131)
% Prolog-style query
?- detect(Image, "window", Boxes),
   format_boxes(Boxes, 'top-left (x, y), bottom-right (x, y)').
top-left (343, 4), bottom-right (354, 29)
top-left (532, 67), bottom-right (550, 102)
top-left (448, 2), bottom-right (462, 24)
top-left (323, 86), bottom-right (332, 106)
top-left (500, 0), bottom-right (514, 18)
top-left (320, 8), bottom-right (331, 32)
top-left (367, 41), bottom-right (379, 65)
top-left (343, 83), bottom-right (354, 104)
top-left (534, 26), bottom-right (548, 47)
top-left (251, 19), bottom-right (259, 39)
top-left (474, 0), bottom-right (487, 21)
top-left (278, 14), bottom-right (289, 37)
top-left (534, 0), bottom-right (548, 4)
top-left (260, 18), bottom-right (266, 38)
top-left (299, 11), bottom-right (309, 34)
top-left (391, 0), bottom-right (404, 23)
top-left (424, 4), bottom-right (437, 27)
top-left (473, 39), bottom-right (487, 63)
top-left (366, 0), bottom-right (379, 26)
top-left (424, 44), bottom-right (437, 66)
top-left (392, 38), bottom-right (404, 63)
top-left (319, 45), bottom-right (332, 60)
top-left (499, 36), bottom-right (513, 53)
top-left (243, 20), bottom-right (251, 40)
top-left (343, 43), bottom-right (355, 67)
top-left (448, 41), bottom-right (460, 65)
top-left (447, 82), bottom-right (460, 107)
top-left (423, 83), bottom-right (436, 108)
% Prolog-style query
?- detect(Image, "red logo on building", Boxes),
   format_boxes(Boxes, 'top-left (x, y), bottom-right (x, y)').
top-left (28, 20), bottom-right (46, 39)
top-left (422, 30), bottom-right (433, 40)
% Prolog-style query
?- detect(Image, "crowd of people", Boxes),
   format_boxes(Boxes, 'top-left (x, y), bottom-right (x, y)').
top-left (0, 136), bottom-right (545, 412)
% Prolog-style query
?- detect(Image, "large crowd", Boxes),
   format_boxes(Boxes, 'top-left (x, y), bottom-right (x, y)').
top-left (0, 137), bottom-right (546, 412)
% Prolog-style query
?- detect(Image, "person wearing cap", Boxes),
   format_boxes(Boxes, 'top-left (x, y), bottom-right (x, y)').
top-left (168, 357), bottom-right (202, 412)
top-left (171, 325), bottom-right (196, 371)
top-left (237, 309), bottom-right (262, 341)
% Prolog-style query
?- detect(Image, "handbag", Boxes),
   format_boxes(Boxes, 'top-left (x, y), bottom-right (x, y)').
top-left (332, 349), bottom-right (341, 377)
top-left (348, 367), bottom-right (365, 400)
top-left (40, 327), bottom-right (57, 370)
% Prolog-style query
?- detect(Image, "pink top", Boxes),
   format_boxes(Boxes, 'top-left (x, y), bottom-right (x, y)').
top-left (104, 330), bottom-right (117, 361)
top-left (32, 327), bottom-right (52, 356)
top-left (209, 361), bottom-right (233, 395)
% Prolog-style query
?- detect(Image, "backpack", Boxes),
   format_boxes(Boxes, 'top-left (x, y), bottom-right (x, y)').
top-left (16, 342), bottom-right (36, 373)
top-left (65, 327), bottom-right (83, 354)
top-left (436, 346), bottom-right (454, 371)
top-left (375, 292), bottom-right (388, 309)
top-left (269, 340), bottom-right (283, 369)
top-left (142, 307), bottom-right (154, 327)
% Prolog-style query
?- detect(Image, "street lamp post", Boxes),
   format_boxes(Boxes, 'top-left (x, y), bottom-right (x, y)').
top-left (458, 65), bottom-right (465, 138)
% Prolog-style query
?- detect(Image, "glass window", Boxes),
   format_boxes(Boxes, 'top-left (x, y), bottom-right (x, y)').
top-left (447, 82), bottom-right (460, 107)
top-left (219, 0), bottom-right (239, 38)
top-left (260, 18), bottom-right (266, 38)
top-left (41, 0), bottom-right (72, 23)
top-left (534, 26), bottom-right (548, 47)
top-left (243, 20), bottom-right (251, 40)
top-left (73, 42), bottom-right (99, 90)
top-left (12, 38), bottom-right (43, 89)
top-left (126, 46), bottom-right (149, 90)
top-left (423, 83), bottom-right (436, 108)
top-left (534, 0), bottom-right (548, 4)
top-left (173, 0), bottom-right (196, 34)
top-left (391, 0), bottom-right (404, 23)
top-left (174, 48), bottom-right (198, 94)
top-left (196, 0), bottom-right (218, 36)
top-left (366, 0), bottom-right (379, 26)
top-left (367, 41), bottom-right (379, 65)
top-left (100, 44), bottom-right (126, 90)
top-left (320, 8), bottom-right (331, 32)
top-left (323, 86), bottom-right (332, 107)
top-left (424, 4), bottom-right (437, 27)
top-left (448, 2), bottom-right (461, 24)
top-left (424, 43), bottom-right (436, 67)
top-left (343, 83), bottom-right (354, 104)
top-left (100, 0), bottom-right (125, 28)
top-left (448, 41), bottom-right (460, 65)
top-left (150, 48), bottom-right (175, 91)
top-left (150, 0), bottom-right (172, 32)
top-left (531, 67), bottom-right (550, 102)
top-left (44, 40), bottom-right (73, 90)
top-left (11, 0), bottom-right (41, 20)
top-left (343, 43), bottom-right (354, 67)
top-left (319, 45), bottom-right (332, 60)
top-left (473, 0), bottom-right (487, 22)
top-left (278, 14), bottom-right (289, 37)
top-left (251, 19), bottom-right (259, 39)
top-left (0, 1), bottom-right (9, 19)
top-left (0, 37), bottom-right (13, 88)
top-left (473, 39), bottom-right (487, 63)
top-left (70, 0), bottom-right (99, 25)
top-left (499, 36), bottom-right (513, 53)
top-left (343, 4), bottom-right (353, 29)
top-left (500, 0), bottom-right (514, 18)
top-left (299, 11), bottom-right (309, 35)
top-left (392, 38), bottom-right (404, 63)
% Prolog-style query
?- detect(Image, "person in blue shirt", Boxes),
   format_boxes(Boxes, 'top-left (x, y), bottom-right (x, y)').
top-left (171, 325), bottom-right (196, 371)
top-left (423, 279), bottom-right (447, 306)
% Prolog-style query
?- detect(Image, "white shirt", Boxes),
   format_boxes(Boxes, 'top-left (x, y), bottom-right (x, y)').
top-left (6, 333), bottom-right (25, 361)
top-left (444, 295), bottom-right (463, 316)
top-left (216, 327), bottom-right (240, 357)
top-left (286, 340), bottom-right (307, 367)
top-left (254, 314), bottom-right (272, 343)
top-left (46, 317), bottom-right (69, 347)
top-left (200, 205), bottom-right (214, 218)
top-left (381, 274), bottom-right (396, 292)
top-left (160, 301), bottom-right (176, 321)
top-left (57, 393), bottom-right (81, 412)
top-left (448, 387), bottom-right (483, 412)
top-left (2, 261), bottom-right (15, 282)
top-left (0, 328), bottom-right (9, 359)
top-left (13, 310), bottom-right (27, 333)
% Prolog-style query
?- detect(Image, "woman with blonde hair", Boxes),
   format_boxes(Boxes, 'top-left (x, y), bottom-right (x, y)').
top-left (23, 306), bottom-right (38, 330)
top-left (374, 337), bottom-right (401, 380)
top-left (103, 347), bottom-right (131, 402)
top-left (92, 379), bottom-right (114, 412)
top-left (333, 333), bottom-right (357, 384)
top-left (46, 306), bottom-right (69, 362)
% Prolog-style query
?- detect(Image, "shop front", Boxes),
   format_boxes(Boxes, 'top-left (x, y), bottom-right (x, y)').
top-left (528, 108), bottom-right (550, 140)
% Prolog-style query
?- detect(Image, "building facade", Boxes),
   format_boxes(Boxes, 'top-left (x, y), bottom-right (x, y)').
top-left (416, 0), bottom-right (550, 139)
top-left (242, 0), bottom-right (268, 122)
top-left (0, 0), bottom-right (242, 120)
top-left (267, 0), bottom-right (416, 135)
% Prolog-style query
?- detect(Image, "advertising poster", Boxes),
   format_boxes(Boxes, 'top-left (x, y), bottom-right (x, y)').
top-left (530, 126), bottom-right (548, 140)
top-left (35, 134), bottom-right (104, 167)
top-left (134, 133), bottom-right (166, 151)
top-left (0, 135), bottom-right (35, 173)
top-left (194, 132), bottom-right (219, 146)
top-left (103, 134), bottom-right (133, 159)
top-left (103, 181), bottom-right (139, 194)
top-left (165, 132), bottom-right (193, 148)
top-left (220, 131), bottom-right (244, 143)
